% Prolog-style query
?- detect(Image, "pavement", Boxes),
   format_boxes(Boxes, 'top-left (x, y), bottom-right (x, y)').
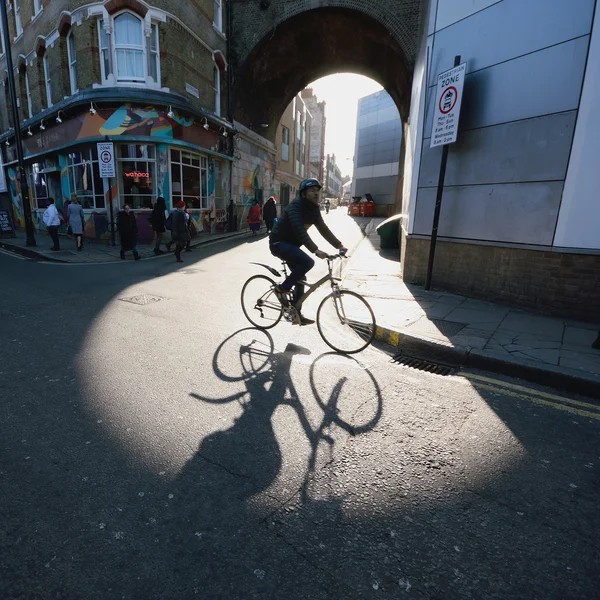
top-left (2, 216), bottom-right (599, 395)
top-left (343, 218), bottom-right (600, 397)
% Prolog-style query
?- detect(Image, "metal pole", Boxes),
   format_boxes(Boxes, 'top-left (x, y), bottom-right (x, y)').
top-left (424, 54), bottom-right (461, 290)
top-left (107, 179), bottom-right (115, 246)
top-left (0, 1), bottom-right (36, 246)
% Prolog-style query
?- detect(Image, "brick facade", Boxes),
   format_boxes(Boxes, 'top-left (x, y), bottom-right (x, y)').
top-left (401, 233), bottom-right (600, 324)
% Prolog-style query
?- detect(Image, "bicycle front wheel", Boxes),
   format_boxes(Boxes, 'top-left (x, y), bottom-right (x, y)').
top-left (316, 290), bottom-right (376, 354)
top-left (241, 274), bottom-right (283, 329)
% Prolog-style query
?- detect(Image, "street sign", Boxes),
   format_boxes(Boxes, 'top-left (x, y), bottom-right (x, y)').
top-left (97, 142), bottom-right (115, 178)
top-left (430, 62), bottom-right (467, 148)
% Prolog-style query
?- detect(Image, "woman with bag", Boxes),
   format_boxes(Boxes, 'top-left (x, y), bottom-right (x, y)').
top-left (247, 199), bottom-right (261, 235)
top-left (68, 195), bottom-right (85, 251)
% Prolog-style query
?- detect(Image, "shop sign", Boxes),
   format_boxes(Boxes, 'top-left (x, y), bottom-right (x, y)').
top-left (125, 171), bottom-right (150, 178)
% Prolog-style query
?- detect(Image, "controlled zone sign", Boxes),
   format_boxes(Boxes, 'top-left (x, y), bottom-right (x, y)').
top-left (430, 62), bottom-right (466, 148)
top-left (97, 142), bottom-right (116, 178)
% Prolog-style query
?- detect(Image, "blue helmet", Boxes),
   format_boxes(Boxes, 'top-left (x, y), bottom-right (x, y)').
top-left (299, 178), bottom-right (322, 193)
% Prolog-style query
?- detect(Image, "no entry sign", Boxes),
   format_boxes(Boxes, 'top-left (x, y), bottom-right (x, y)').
top-left (430, 62), bottom-right (466, 148)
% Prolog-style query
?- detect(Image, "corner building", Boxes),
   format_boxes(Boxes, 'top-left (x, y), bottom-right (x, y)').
top-left (0, 0), bottom-right (232, 243)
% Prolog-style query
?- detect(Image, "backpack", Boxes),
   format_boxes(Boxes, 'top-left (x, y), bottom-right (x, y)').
top-left (165, 213), bottom-right (173, 231)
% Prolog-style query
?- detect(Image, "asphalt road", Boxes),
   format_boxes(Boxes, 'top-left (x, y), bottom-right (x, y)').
top-left (1, 212), bottom-right (599, 599)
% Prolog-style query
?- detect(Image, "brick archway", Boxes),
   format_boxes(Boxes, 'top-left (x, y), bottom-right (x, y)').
top-left (231, 2), bottom-right (423, 141)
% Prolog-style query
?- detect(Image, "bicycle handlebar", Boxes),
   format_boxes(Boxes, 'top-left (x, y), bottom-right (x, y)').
top-left (327, 251), bottom-right (348, 261)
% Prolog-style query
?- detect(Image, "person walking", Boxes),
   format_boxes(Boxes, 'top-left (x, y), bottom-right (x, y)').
top-left (184, 205), bottom-right (195, 252)
top-left (151, 196), bottom-right (167, 255)
top-left (263, 196), bottom-right (277, 234)
top-left (67, 195), bottom-right (85, 251)
top-left (171, 200), bottom-right (190, 263)
top-left (117, 204), bottom-right (141, 260)
top-left (247, 199), bottom-right (261, 235)
top-left (42, 197), bottom-right (62, 251)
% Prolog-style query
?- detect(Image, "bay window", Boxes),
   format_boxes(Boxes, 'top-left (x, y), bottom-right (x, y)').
top-left (214, 0), bottom-right (223, 32)
top-left (118, 144), bottom-right (156, 209)
top-left (67, 32), bottom-right (78, 94)
top-left (14, 1), bottom-right (22, 38)
top-left (170, 149), bottom-right (208, 209)
top-left (98, 12), bottom-right (161, 86)
top-left (68, 149), bottom-right (105, 209)
top-left (43, 54), bottom-right (52, 108)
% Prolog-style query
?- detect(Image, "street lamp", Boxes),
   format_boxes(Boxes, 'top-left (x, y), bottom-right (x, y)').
top-left (0, 2), bottom-right (36, 246)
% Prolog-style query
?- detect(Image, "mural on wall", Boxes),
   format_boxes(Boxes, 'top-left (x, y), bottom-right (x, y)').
top-left (7, 168), bottom-right (24, 229)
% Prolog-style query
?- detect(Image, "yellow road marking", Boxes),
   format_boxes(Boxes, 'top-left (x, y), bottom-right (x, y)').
top-left (466, 381), bottom-right (600, 421)
top-left (461, 372), bottom-right (600, 411)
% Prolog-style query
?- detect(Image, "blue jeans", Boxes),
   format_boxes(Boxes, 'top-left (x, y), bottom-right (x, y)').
top-left (270, 241), bottom-right (315, 304)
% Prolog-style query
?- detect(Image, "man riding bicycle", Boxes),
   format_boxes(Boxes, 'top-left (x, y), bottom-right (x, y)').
top-left (269, 178), bottom-right (348, 325)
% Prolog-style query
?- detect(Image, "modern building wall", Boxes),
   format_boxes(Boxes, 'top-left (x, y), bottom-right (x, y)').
top-left (400, 0), bottom-right (600, 321)
top-left (352, 90), bottom-right (402, 207)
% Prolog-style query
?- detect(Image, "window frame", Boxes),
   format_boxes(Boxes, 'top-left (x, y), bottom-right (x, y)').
top-left (149, 22), bottom-right (159, 83)
top-left (213, 65), bottom-right (221, 116)
top-left (213, 0), bottom-right (223, 32)
top-left (43, 53), bottom-right (52, 108)
top-left (97, 20), bottom-right (110, 82)
top-left (24, 68), bottom-right (32, 118)
top-left (14, 1), bottom-right (23, 38)
top-left (170, 148), bottom-right (209, 210)
top-left (113, 11), bottom-right (146, 83)
top-left (67, 148), bottom-right (106, 210)
top-left (117, 144), bottom-right (157, 209)
top-left (33, 0), bottom-right (42, 16)
top-left (281, 126), bottom-right (290, 162)
top-left (66, 31), bottom-right (78, 94)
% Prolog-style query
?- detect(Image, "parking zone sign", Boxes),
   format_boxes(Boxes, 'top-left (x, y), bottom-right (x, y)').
top-left (430, 63), bottom-right (467, 148)
top-left (97, 142), bottom-right (115, 178)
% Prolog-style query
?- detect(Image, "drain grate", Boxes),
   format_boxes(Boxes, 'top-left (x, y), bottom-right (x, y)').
top-left (119, 294), bottom-right (164, 305)
top-left (392, 353), bottom-right (455, 376)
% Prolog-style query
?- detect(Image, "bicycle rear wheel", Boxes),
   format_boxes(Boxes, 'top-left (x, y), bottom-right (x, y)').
top-left (241, 275), bottom-right (283, 329)
top-left (316, 290), bottom-right (376, 354)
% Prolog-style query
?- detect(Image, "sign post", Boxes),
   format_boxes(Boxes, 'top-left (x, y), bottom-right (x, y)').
top-left (425, 56), bottom-right (466, 290)
top-left (97, 140), bottom-right (116, 246)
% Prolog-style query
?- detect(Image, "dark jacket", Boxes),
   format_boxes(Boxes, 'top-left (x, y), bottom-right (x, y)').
top-left (270, 196), bottom-right (341, 253)
top-left (263, 199), bottom-right (277, 222)
top-left (151, 204), bottom-right (167, 232)
top-left (117, 210), bottom-right (138, 249)
top-left (171, 209), bottom-right (190, 244)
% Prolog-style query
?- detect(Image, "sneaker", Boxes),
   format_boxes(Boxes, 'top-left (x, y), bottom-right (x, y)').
top-left (273, 285), bottom-right (291, 307)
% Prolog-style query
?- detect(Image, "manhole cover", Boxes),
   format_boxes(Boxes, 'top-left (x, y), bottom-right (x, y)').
top-left (407, 318), bottom-right (466, 337)
top-left (119, 294), bottom-right (164, 305)
top-left (392, 353), bottom-right (454, 376)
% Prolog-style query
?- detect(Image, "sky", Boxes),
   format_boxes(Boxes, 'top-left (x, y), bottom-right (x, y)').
top-left (307, 74), bottom-right (383, 179)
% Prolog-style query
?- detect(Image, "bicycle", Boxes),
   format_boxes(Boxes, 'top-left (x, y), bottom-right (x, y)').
top-left (240, 252), bottom-right (376, 354)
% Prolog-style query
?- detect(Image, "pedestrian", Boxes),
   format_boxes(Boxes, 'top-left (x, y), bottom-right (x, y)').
top-left (247, 199), bottom-right (261, 235)
top-left (263, 196), bottom-right (277, 234)
top-left (117, 204), bottom-right (141, 260)
top-left (42, 197), bottom-right (62, 251)
top-left (150, 196), bottom-right (167, 255)
top-left (171, 200), bottom-right (190, 263)
top-left (67, 195), bottom-right (85, 251)
top-left (184, 204), bottom-right (195, 252)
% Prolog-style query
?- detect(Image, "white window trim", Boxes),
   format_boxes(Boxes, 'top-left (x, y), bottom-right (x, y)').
top-left (24, 69), bottom-right (32, 118)
top-left (32, 0), bottom-right (43, 21)
top-left (14, 1), bottom-right (23, 39)
top-left (43, 54), bottom-right (52, 108)
top-left (97, 11), bottom-right (161, 88)
top-left (113, 11), bottom-right (145, 83)
top-left (213, 0), bottom-right (223, 33)
top-left (67, 31), bottom-right (78, 94)
top-left (213, 65), bottom-right (221, 116)
top-left (170, 148), bottom-right (209, 210)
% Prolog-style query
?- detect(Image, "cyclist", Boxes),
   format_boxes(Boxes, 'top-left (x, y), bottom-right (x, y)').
top-left (269, 178), bottom-right (347, 325)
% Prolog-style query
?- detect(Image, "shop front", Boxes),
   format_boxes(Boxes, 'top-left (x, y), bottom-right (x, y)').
top-left (2, 103), bottom-right (232, 244)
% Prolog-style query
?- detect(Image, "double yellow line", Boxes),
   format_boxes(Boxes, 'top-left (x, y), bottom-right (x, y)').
top-left (459, 372), bottom-right (600, 421)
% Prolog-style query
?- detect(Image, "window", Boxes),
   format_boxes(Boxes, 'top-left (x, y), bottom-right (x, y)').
top-left (213, 0), bottom-right (223, 32)
top-left (24, 69), bottom-right (32, 118)
top-left (114, 12), bottom-right (145, 82)
top-left (281, 126), bottom-right (289, 161)
top-left (33, 0), bottom-right (42, 16)
top-left (29, 163), bottom-right (51, 209)
top-left (213, 66), bottom-right (221, 116)
top-left (67, 32), bottom-right (77, 94)
top-left (118, 144), bottom-right (156, 208)
top-left (170, 148), bottom-right (208, 209)
top-left (149, 23), bottom-right (159, 83)
top-left (98, 22), bottom-right (110, 81)
top-left (14, 1), bottom-right (22, 38)
top-left (68, 149), bottom-right (105, 209)
top-left (99, 13), bottom-right (161, 86)
top-left (43, 54), bottom-right (52, 108)
top-left (0, 23), bottom-right (4, 55)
